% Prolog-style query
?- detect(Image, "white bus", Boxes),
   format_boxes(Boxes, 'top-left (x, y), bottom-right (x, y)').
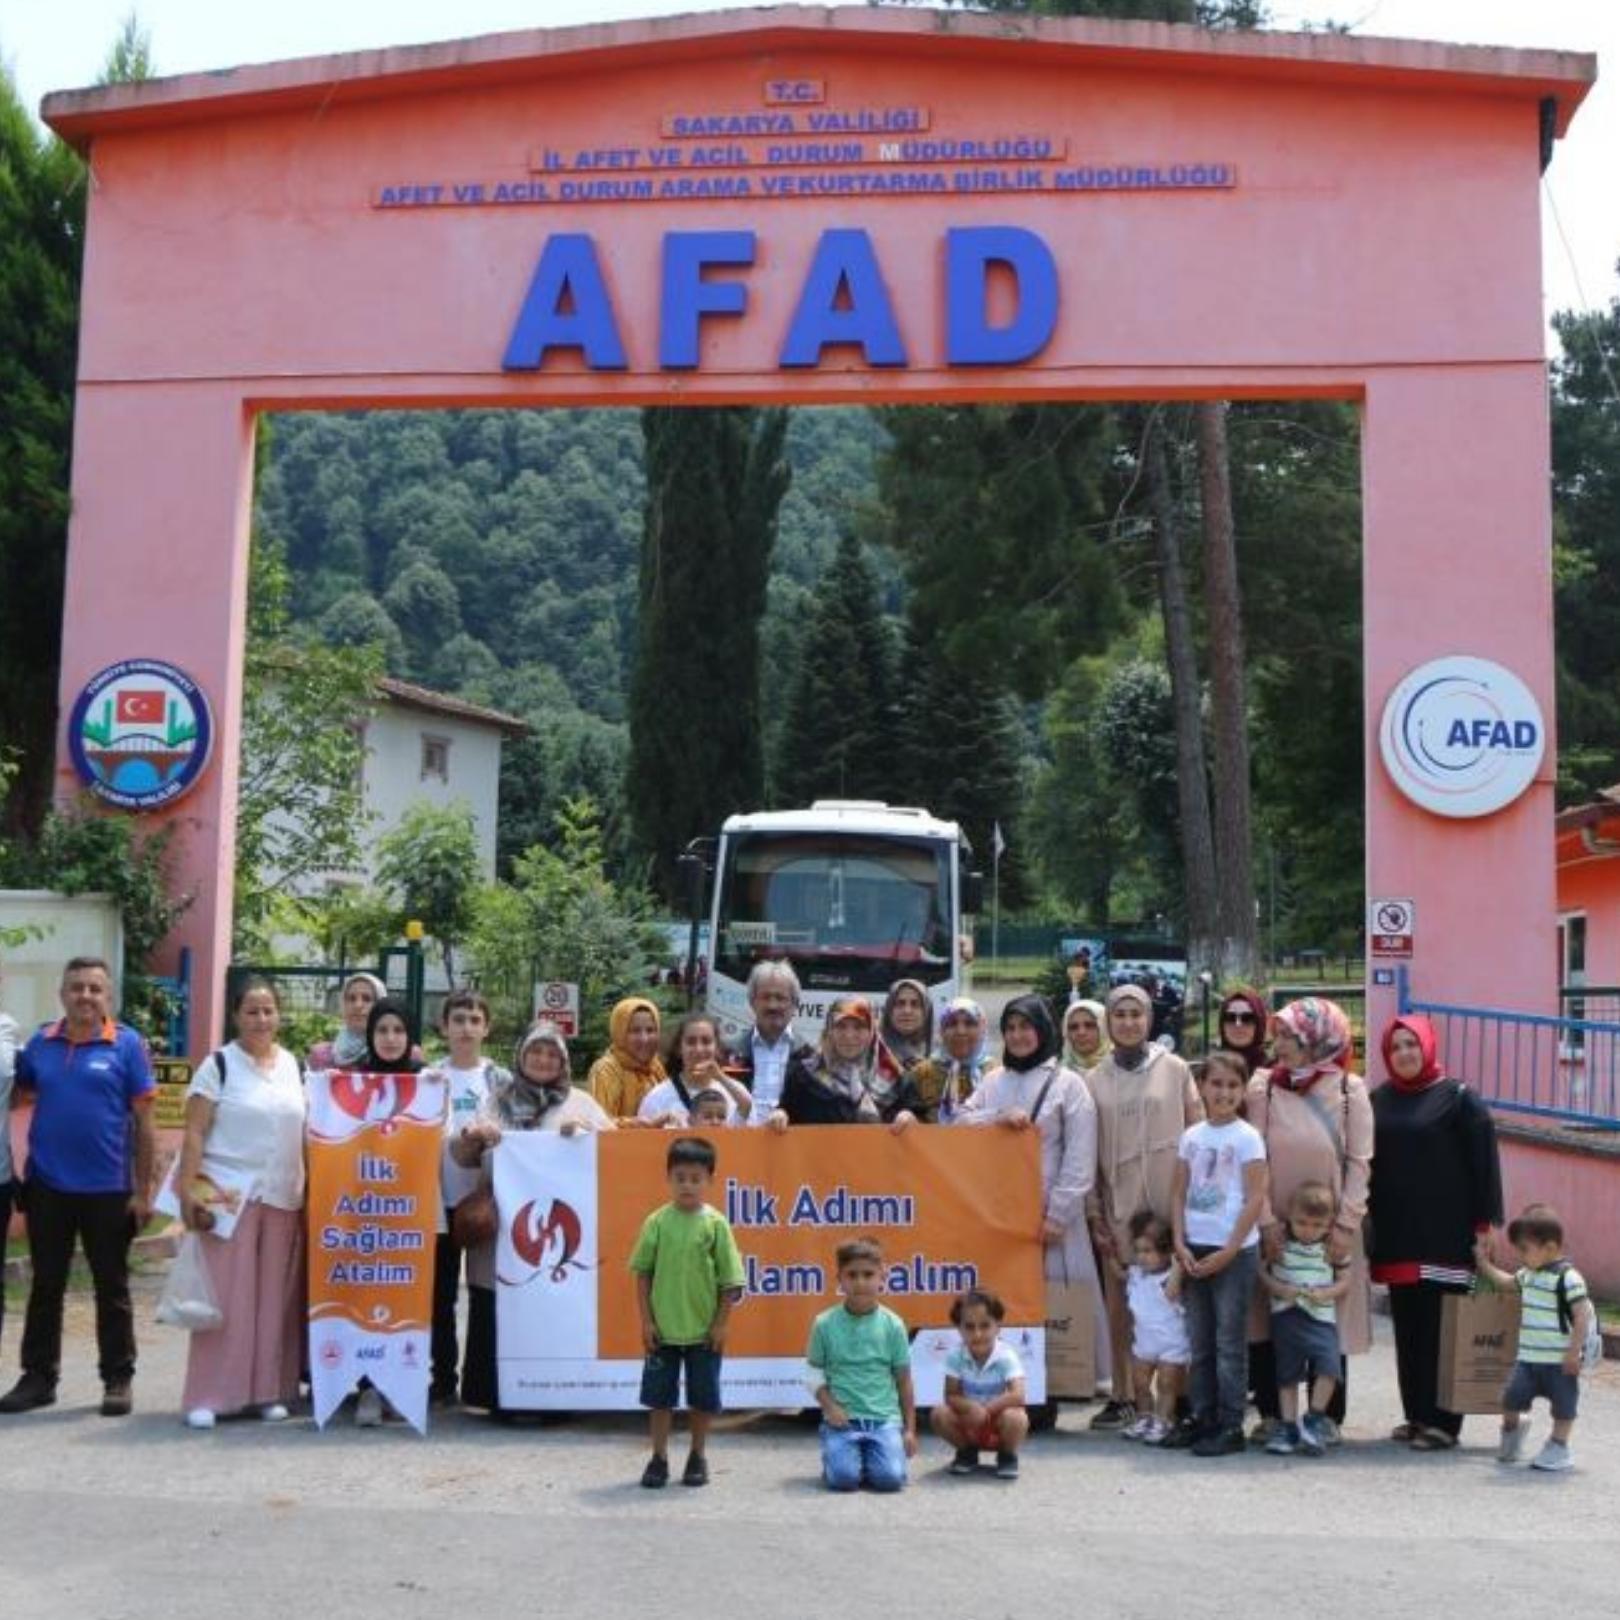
top-left (701, 801), bottom-right (980, 1045)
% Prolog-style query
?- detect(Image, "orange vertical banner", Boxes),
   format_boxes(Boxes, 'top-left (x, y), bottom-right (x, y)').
top-left (306, 1070), bottom-right (446, 1433)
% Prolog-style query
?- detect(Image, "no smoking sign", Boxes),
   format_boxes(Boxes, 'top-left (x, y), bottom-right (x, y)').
top-left (1369, 897), bottom-right (1415, 959)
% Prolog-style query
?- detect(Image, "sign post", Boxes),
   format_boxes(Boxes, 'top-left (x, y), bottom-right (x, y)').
top-left (534, 980), bottom-right (581, 1037)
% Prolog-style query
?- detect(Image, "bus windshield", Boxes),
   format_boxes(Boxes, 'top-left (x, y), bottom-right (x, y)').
top-left (715, 831), bottom-right (953, 994)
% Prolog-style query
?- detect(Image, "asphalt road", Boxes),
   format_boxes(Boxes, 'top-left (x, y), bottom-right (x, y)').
top-left (1, 1271), bottom-right (1617, 1620)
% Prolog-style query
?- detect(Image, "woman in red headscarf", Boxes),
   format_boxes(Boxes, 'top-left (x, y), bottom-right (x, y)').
top-left (1367, 1014), bottom-right (1503, 1451)
top-left (1216, 986), bottom-right (1271, 1076)
top-left (1244, 997), bottom-right (1373, 1447)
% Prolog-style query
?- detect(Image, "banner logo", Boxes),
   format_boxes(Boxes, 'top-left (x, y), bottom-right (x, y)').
top-left (1378, 655), bottom-right (1545, 819)
top-left (67, 658), bottom-right (213, 811)
top-left (503, 1197), bottom-right (588, 1285)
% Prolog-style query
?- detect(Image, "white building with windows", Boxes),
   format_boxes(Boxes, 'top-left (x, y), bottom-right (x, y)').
top-left (359, 678), bottom-right (527, 882)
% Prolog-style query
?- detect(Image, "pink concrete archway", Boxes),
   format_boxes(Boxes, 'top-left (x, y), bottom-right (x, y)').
top-left (41, 6), bottom-right (1594, 1054)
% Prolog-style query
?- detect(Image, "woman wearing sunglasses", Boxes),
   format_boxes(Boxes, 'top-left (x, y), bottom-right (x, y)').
top-left (1216, 988), bottom-right (1271, 1076)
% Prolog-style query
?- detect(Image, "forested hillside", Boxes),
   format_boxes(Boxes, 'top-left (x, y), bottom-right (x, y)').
top-left (252, 398), bottom-right (1366, 950)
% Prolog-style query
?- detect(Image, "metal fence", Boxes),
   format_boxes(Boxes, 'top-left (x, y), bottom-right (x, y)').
top-left (224, 945), bottom-right (426, 1060)
top-left (1400, 970), bottom-right (1620, 1130)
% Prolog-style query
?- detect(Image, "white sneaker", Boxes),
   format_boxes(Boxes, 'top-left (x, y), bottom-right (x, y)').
top-left (259, 1403), bottom-right (290, 1423)
top-left (185, 1408), bottom-right (216, 1430)
top-left (1497, 1424), bottom-right (1528, 1464)
top-left (355, 1388), bottom-right (383, 1428)
top-left (1530, 1439), bottom-right (1574, 1473)
top-left (1121, 1413), bottom-right (1153, 1441)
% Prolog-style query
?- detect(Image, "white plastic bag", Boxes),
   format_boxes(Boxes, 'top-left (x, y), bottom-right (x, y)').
top-left (155, 1232), bottom-right (223, 1332)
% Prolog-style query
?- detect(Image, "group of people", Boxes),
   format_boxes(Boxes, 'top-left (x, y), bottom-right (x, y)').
top-left (0, 956), bottom-right (1601, 1483)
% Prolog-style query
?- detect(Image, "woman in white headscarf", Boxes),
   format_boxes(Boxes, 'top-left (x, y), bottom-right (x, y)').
top-left (1083, 983), bottom-right (1202, 1431)
top-left (307, 972), bottom-right (388, 1070)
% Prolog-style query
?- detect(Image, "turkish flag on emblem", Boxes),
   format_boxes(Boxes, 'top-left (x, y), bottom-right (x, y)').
top-left (115, 689), bottom-right (166, 725)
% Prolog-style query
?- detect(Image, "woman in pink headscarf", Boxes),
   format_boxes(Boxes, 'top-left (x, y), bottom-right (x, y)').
top-left (1244, 997), bottom-right (1373, 1446)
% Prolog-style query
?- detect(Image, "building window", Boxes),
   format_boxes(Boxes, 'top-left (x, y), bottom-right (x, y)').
top-left (421, 734), bottom-right (450, 783)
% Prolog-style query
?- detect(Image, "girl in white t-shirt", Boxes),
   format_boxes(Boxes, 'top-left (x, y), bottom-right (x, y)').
top-left (175, 977), bottom-right (307, 1429)
top-left (1168, 1051), bottom-right (1267, 1457)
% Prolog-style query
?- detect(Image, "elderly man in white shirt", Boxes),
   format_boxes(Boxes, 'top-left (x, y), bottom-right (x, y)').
top-left (726, 960), bottom-right (814, 1127)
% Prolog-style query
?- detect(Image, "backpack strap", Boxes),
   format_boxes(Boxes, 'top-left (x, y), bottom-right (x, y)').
top-left (1553, 1261), bottom-right (1573, 1334)
top-left (211, 1048), bottom-right (229, 1092)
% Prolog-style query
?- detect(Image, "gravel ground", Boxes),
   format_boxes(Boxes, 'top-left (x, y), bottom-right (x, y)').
top-left (1, 1267), bottom-right (1617, 1619)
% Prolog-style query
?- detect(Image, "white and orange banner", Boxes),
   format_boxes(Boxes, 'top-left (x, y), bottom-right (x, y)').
top-left (306, 1069), bottom-right (446, 1433)
top-left (493, 1125), bottom-right (1047, 1410)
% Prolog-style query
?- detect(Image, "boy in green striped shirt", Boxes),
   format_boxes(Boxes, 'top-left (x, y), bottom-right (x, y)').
top-left (1474, 1203), bottom-right (1597, 1473)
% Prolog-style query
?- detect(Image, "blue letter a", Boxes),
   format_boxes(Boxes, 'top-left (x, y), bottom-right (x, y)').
top-left (780, 229), bottom-right (906, 368)
top-left (503, 234), bottom-right (627, 371)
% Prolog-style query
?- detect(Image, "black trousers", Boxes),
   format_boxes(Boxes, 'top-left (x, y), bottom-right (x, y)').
top-left (20, 1180), bottom-right (137, 1385)
top-left (1249, 1338), bottom-right (1349, 1424)
top-left (461, 1284), bottom-right (499, 1412)
top-left (431, 1224), bottom-right (464, 1393)
top-left (0, 1179), bottom-right (14, 1354)
top-left (1389, 1281), bottom-right (1466, 1438)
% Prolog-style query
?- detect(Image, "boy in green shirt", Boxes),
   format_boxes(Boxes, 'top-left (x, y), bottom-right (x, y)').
top-left (630, 1136), bottom-right (745, 1488)
top-left (807, 1238), bottom-right (918, 1492)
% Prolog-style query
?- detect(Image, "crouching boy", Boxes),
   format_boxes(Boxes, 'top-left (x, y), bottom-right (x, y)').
top-left (807, 1238), bottom-right (918, 1492)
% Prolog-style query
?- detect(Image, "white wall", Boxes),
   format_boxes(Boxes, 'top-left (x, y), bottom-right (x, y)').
top-left (359, 705), bottom-right (503, 882)
top-left (0, 891), bottom-right (125, 1033)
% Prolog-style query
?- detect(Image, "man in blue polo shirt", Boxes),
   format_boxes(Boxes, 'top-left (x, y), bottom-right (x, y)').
top-left (0, 956), bottom-right (156, 1417)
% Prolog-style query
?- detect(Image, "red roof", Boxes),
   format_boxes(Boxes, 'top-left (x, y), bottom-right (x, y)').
top-left (376, 677), bottom-right (528, 737)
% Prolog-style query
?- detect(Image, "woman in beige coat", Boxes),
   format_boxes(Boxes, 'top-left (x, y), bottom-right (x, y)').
top-left (1245, 997), bottom-right (1373, 1444)
top-left (1083, 984), bottom-right (1201, 1430)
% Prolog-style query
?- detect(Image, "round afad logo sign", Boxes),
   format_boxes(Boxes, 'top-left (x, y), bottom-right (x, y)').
top-left (1378, 655), bottom-right (1544, 819)
top-left (67, 659), bottom-right (214, 812)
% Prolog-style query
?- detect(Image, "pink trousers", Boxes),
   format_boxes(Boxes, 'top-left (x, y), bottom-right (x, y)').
top-left (181, 1201), bottom-right (304, 1415)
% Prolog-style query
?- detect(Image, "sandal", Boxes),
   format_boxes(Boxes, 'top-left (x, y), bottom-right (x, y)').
top-left (1409, 1426), bottom-right (1458, 1451)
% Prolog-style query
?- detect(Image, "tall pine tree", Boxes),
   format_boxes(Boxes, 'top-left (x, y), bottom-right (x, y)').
top-left (628, 407), bottom-right (789, 898)
top-left (775, 534), bottom-right (901, 807)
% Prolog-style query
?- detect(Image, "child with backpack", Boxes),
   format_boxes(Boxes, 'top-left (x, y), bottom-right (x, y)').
top-left (1474, 1202), bottom-right (1601, 1473)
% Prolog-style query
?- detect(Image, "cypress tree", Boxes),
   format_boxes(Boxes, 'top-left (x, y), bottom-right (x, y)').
top-left (628, 407), bottom-right (789, 898)
top-left (775, 534), bottom-right (900, 807)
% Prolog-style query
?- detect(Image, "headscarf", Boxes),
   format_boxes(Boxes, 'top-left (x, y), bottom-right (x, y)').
top-left (1106, 983), bottom-right (1153, 1071)
top-left (934, 996), bottom-right (992, 1118)
top-left (1000, 993), bottom-right (1058, 1074)
top-left (1380, 1014), bottom-right (1444, 1094)
top-left (602, 995), bottom-right (667, 1083)
top-left (333, 972), bottom-right (387, 1066)
top-left (495, 1022), bottom-right (574, 1128)
top-left (813, 997), bottom-right (884, 1118)
top-left (879, 979), bottom-right (935, 1068)
top-left (1217, 986), bottom-right (1271, 1077)
top-left (363, 997), bottom-right (422, 1075)
top-left (1063, 997), bottom-right (1110, 1071)
top-left (1271, 997), bottom-right (1353, 1092)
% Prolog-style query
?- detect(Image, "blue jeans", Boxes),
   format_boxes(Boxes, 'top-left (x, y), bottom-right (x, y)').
top-left (1185, 1244), bottom-right (1259, 1431)
top-left (820, 1418), bottom-right (907, 1492)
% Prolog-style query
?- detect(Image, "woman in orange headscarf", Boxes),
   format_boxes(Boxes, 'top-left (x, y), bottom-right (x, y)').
top-left (586, 997), bottom-right (667, 1122)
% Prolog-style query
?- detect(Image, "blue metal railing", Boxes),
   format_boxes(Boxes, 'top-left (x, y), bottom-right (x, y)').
top-left (1398, 967), bottom-right (1620, 1130)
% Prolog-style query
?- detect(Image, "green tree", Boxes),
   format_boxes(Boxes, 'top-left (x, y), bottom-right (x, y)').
top-left (895, 612), bottom-right (1029, 905)
top-left (628, 407), bottom-right (790, 897)
top-left (467, 796), bottom-right (665, 1054)
top-left (776, 534), bottom-right (902, 806)
top-left (375, 802), bottom-right (481, 982)
top-left (1551, 291), bottom-right (1620, 802)
top-left (99, 12), bottom-right (155, 84)
top-left (316, 589), bottom-right (407, 672)
top-left (0, 66), bottom-right (84, 839)
top-left (234, 529), bottom-right (380, 954)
